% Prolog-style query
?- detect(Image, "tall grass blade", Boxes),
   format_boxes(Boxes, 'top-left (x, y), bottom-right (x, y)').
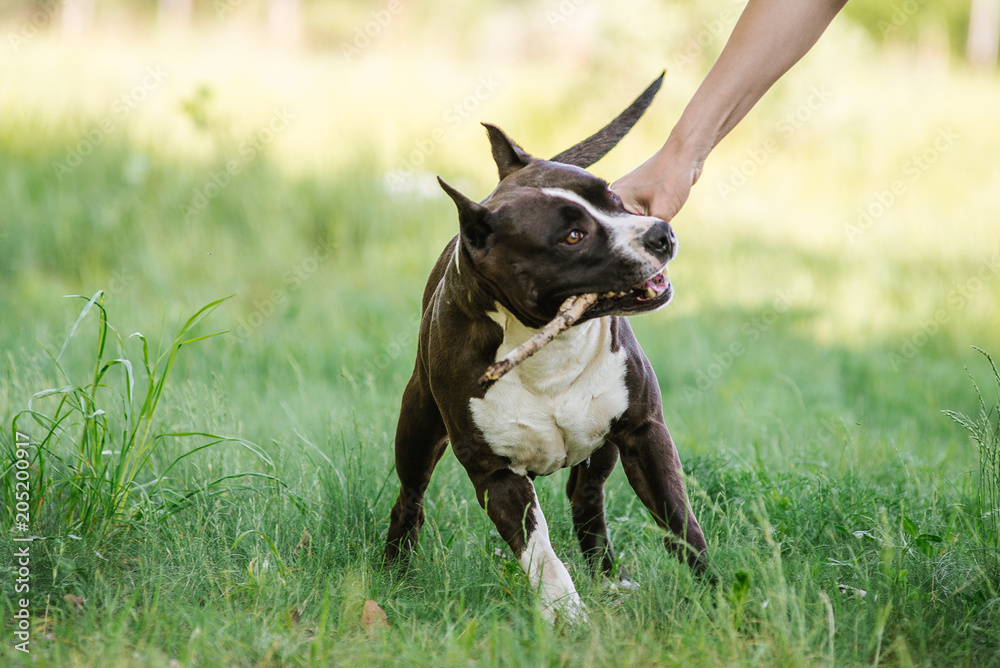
top-left (11, 294), bottom-right (279, 539)
top-left (943, 347), bottom-right (1000, 579)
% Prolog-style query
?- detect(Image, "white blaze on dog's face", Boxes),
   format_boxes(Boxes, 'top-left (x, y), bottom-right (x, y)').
top-left (539, 185), bottom-right (676, 282)
top-left (439, 160), bottom-right (677, 329)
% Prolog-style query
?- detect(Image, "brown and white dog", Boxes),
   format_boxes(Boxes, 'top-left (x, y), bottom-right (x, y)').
top-left (384, 76), bottom-right (709, 621)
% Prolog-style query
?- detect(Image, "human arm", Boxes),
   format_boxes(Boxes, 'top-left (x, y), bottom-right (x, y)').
top-left (611, 0), bottom-right (848, 220)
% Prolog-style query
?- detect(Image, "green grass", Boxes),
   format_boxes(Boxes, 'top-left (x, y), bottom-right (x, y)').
top-left (2, 9), bottom-right (1000, 666)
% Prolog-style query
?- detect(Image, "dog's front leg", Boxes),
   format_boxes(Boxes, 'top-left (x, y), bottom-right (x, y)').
top-left (614, 419), bottom-right (710, 575)
top-left (467, 462), bottom-right (587, 623)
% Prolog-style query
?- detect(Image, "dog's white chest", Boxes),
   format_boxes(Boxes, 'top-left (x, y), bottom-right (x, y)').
top-left (469, 306), bottom-right (629, 476)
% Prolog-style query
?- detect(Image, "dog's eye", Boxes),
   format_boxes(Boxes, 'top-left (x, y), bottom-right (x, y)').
top-left (564, 230), bottom-right (587, 245)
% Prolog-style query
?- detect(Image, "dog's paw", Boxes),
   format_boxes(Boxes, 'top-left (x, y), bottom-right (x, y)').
top-left (545, 592), bottom-right (588, 626)
top-left (602, 577), bottom-right (639, 592)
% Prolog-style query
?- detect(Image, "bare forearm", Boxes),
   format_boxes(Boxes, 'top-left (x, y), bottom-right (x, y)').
top-left (670, 0), bottom-right (848, 164)
top-left (612, 0), bottom-right (847, 219)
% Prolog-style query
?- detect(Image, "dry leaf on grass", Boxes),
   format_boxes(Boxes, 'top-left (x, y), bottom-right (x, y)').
top-left (64, 594), bottom-right (86, 612)
top-left (293, 529), bottom-right (312, 557)
top-left (361, 599), bottom-right (389, 637)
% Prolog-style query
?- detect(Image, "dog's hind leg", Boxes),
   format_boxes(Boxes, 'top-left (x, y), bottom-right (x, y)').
top-left (565, 441), bottom-right (622, 580)
top-left (384, 370), bottom-right (448, 565)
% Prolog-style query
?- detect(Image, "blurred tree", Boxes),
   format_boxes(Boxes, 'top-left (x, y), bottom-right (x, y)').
top-left (967, 0), bottom-right (999, 65)
top-left (268, 0), bottom-right (302, 49)
top-left (159, 0), bottom-right (192, 26)
top-left (61, 0), bottom-right (93, 35)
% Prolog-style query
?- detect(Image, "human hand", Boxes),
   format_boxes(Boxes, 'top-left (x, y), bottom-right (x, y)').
top-left (611, 146), bottom-right (704, 222)
top-left (610, 0), bottom-right (846, 222)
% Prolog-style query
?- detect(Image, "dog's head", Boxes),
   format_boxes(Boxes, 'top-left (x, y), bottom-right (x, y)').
top-left (439, 75), bottom-right (677, 329)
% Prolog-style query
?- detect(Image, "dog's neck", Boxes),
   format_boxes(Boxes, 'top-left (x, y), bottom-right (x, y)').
top-left (444, 241), bottom-right (551, 330)
top-left (485, 302), bottom-right (611, 395)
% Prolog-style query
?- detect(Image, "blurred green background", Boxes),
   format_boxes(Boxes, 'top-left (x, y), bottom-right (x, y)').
top-left (1, 0), bottom-right (997, 466)
top-left (1, 1), bottom-right (999, 664)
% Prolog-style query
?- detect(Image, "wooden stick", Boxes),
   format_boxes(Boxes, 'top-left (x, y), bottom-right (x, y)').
top-left (478, 293), bottom-right (599, 387)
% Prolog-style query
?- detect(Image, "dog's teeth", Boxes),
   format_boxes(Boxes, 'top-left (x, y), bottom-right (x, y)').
top-left (645, 287), bottom-right (657, 299)
top-left (601, 291), bottom-right (616, 299)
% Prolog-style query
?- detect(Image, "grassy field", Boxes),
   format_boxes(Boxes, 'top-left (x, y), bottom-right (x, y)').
top-left (2, 4), bottom-right (1000, 665)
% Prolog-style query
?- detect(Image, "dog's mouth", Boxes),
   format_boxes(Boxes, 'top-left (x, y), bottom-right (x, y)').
top-left (600, 267), bottom-right (669, 302)
top-left (585, 265), bottom-right (673, 317)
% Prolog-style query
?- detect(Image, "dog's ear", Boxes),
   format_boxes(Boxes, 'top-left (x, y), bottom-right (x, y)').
top-left (482, 123), bottom-right (532, 181)
top-left (438, 177), bottom-right (493, 249)
top-left (550, 72), bottom-right (664, 168)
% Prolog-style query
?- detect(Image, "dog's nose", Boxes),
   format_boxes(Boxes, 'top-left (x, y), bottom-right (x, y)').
top-left (642, 221), bottom-right (676, 259)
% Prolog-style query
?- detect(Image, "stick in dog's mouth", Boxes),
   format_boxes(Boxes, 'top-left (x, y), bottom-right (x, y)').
top-left (477, 266), bottom-right (670, 387)
top-left (478, 293), bottom-right (599, 388)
